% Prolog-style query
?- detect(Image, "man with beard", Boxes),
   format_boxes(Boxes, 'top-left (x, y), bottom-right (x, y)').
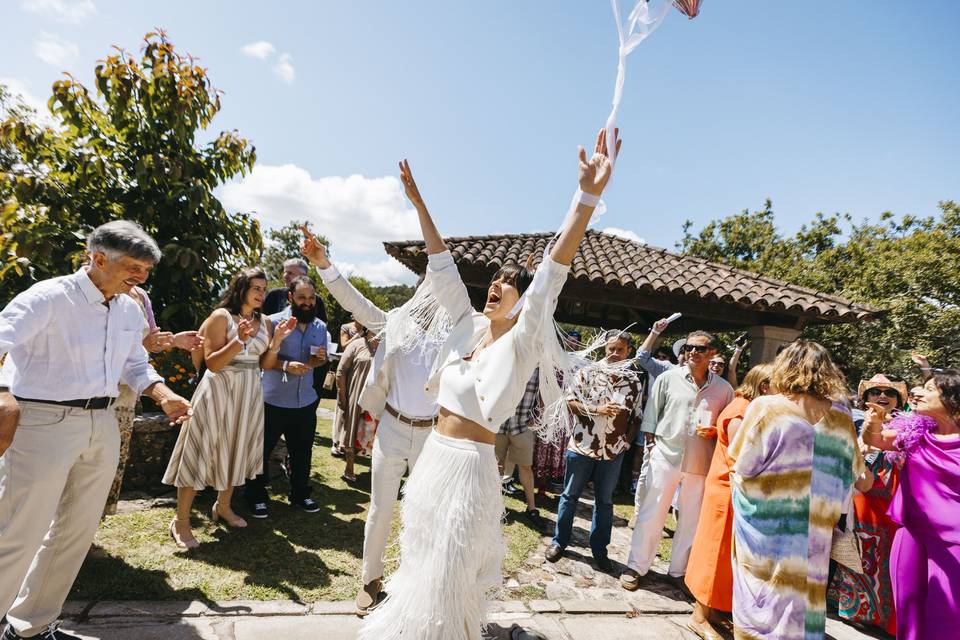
top-left (244, 276), bottom-right (328, 518)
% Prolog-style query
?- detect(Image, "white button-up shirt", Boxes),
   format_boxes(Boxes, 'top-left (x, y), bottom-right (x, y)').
top-left (0, 268), bottom-right (162, 400)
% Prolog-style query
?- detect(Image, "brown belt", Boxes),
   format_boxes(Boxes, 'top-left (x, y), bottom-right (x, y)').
top-left (384, 403), bottom-right (438, 428)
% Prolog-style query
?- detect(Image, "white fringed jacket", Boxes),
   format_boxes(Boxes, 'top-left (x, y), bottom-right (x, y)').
top-left (423, 250), bottom-right (570, 430)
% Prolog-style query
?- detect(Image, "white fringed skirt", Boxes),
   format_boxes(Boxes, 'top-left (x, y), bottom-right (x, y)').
top-left (358, 430), bottom-right (505, 640)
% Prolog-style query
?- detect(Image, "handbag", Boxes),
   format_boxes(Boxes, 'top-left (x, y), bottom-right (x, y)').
top-left (830, 522), bottom-right (864, 574)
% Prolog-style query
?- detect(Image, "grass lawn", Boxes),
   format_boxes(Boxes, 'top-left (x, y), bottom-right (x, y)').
top-left (72, 400), bottom-right (542, 602)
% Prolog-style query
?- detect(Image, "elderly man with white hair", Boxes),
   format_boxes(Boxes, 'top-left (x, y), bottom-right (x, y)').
top-left (0, 221), bottom-right (192, 640)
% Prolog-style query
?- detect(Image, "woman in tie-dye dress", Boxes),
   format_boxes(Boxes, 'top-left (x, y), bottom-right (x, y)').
top-left (728, 340), bottom-right (864, 640)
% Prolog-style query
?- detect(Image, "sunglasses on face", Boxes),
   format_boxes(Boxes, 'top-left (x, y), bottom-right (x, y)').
top-left (866, 388), bottom-right (899, 399)
top-left (681, 344), bottom-right (712, 354)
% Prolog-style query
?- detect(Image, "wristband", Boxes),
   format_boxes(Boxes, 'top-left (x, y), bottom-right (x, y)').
top-left (577, 190), bottom-right (601, 207)
top-left (649, 328), bottom-right (661, 335)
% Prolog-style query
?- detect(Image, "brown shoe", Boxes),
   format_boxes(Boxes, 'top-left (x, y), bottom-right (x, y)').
top-left (355, 578), bottom-right (383, 617)
top-left (619, 568), bottom-right (641, 591)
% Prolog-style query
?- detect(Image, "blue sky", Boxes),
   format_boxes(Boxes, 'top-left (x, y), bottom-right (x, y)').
top-left (3, 1), bottom-right (958, 284)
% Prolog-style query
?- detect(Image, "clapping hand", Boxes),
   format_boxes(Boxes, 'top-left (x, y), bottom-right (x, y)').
top-left (236, 318), bottom-right (256, 343)
top-left (273, 317), bottom-right (298, 345)
top-left (300, 225), bottom-right (331, 269)
top-left (143, 329), bottom-right (175, 353)
top-left (268, 317), bottom-right (298, 353)
top-left (579, 128), bottom-right (622, 197)
top-left (398, 159), bottom-right (426, 210)
top-left (173, 331), bottom-right (204, 352)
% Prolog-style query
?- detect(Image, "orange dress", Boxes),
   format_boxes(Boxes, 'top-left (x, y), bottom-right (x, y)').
top-left (684, 396), bottom-right (750, 611)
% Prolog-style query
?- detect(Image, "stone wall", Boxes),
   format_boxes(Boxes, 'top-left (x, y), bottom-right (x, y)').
top-left (124, 412), bottom-right (179, 494)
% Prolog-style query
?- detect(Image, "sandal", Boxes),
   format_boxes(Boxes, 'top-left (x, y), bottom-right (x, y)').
top-left (341, 473), bottom-right (357, 483)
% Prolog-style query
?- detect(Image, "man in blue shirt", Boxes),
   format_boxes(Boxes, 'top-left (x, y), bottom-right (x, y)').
top-left (244, 276), bottom-right (328, 517)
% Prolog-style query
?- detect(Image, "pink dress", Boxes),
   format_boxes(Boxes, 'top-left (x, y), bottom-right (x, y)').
top-left (887, 423), bottom-right (960, 640)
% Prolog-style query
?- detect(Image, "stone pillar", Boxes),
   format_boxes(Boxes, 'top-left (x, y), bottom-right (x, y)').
top-left (747, 325), bottom-right (801, 366)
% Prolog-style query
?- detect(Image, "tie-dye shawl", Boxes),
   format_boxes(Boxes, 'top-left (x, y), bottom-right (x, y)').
top-left (728, 395), bottom-right (865, 640)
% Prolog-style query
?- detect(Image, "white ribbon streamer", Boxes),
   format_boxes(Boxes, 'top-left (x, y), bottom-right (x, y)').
top-left (523, 1), bottom-right (676, 441)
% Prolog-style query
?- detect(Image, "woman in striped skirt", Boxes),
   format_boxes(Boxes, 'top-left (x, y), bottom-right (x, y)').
top-left (163, 268), bottom-right (296, 548)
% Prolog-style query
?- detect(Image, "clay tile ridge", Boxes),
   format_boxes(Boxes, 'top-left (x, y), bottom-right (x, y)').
top-left (383, 230), bottom-right (885, 320)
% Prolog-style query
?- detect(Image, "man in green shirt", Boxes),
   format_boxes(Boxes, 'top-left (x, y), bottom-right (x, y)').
top-left (620, 330), bottom-right (734, 591)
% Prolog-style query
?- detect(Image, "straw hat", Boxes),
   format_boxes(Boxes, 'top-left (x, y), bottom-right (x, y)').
top-left (857, 373), bottom-right (908, 404)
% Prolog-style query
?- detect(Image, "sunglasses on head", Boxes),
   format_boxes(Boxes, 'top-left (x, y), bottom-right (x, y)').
top-left (681, 344), bottom-right (712, 354)
top-left (866, 388), bottom-right (899, 399)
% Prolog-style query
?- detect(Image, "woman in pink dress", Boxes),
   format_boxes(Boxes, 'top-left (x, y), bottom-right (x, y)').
top-left (862, 369), bottom-right (960, 640)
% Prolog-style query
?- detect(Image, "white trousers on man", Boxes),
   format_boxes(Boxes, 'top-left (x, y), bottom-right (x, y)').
top-left (361, 412), bottom-right (432, 584)
top-left (626, 444), bottom-right (705, 578)
top-left (0, 401), bottom-right (119, 636)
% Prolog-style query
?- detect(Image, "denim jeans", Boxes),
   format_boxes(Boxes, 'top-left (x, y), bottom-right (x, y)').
top-left (552, 449), bottom-right (625, 560)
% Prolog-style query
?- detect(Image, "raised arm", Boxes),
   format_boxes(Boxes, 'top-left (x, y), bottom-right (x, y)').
top-left (513, 129), bottom-right (622, 352)
top-left (400, 159), bottom-right (447, 255)
top-left (301, 227), bottom-right (389, 329)
top-left (399, 160), bottom-right (474, 322)
top-left (549, 128), bottom-right (621, 266)
top-left (639, 317), bottom-right (670, 355)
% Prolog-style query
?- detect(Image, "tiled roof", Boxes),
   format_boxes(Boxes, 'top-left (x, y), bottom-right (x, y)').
top-left (383, 230), bottom-right (883, 327)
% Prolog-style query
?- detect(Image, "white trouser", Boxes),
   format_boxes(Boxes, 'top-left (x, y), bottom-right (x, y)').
top-left (626, 445), bottom-right (706, 578)
top-left (361, 412), bottom-right (432, 583)
top-left (0, 401), bottom-right (120, 636)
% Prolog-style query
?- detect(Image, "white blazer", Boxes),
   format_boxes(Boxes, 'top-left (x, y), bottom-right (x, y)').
top-left (423, 250), bottom-right (570, 429)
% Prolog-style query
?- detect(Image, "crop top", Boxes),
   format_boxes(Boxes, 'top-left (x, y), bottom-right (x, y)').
top-left (437, 356), bottom-right (490, 430)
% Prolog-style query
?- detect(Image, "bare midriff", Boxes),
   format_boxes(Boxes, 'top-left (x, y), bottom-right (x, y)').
top-left (436, 408), bottom-right (497, 445)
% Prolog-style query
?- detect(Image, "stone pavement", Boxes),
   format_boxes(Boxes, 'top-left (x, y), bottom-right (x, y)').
top-left (58, 600), bottom-right (880, 639)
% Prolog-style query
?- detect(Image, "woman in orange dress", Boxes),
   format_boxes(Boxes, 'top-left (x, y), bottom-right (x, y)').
top-left (684, 363), bottom-right (773, 639)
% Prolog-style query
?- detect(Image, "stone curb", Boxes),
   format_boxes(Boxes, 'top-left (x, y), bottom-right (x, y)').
top-left (63, 600), bottom-right (644, 619)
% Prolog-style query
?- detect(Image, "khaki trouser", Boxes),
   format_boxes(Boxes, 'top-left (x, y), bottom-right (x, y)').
top-left (0, 401), bottom-right (119, 636)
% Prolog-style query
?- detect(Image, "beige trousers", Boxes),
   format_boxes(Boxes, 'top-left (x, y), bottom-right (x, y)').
top-left (0, 401), bottom-right (119, 636)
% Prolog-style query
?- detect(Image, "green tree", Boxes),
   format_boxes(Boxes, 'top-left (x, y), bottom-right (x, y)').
top-left (679, 201), bottom-right (960, 382)
top-left (0, 30), bottom-right (262, 330)
top-left (259, 219), bottom-right (402, 341)
top-left (262, 219), bottom-right (328, 287)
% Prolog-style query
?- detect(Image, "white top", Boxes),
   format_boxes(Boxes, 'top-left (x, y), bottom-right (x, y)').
top-left (424, 250), bottom-right (570, 431)
top-left (319, 262), bottom-right (441, 419)
top-left (0, 268), bottom-right (163, 400)
top-left (437, 357), bottom-right (486, 426)
top-left (386, 341), bottom-right (438, 419)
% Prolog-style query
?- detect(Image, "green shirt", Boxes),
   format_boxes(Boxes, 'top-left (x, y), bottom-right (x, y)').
top-left (640, 365), bottom-right (734, 475)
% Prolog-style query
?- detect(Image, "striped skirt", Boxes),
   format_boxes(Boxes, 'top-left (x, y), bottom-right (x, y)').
top-left (162, 362), bottom-right (264, 491)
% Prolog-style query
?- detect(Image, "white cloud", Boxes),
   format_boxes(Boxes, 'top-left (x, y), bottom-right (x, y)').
top-left (602, 226), bottom-right (646, 245)
top-left (219, 163), bottom-right (421, 261)
top-left (20, 0), bottom-right (95, 24)
top-left (33, 32), bottom-right (79, 68)
top-left (273, 53), bottom-right (295, 83)
top-left (241, 40), bottom-right (275, 60)
top-left (336, 258), bottom-right (417, 286)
